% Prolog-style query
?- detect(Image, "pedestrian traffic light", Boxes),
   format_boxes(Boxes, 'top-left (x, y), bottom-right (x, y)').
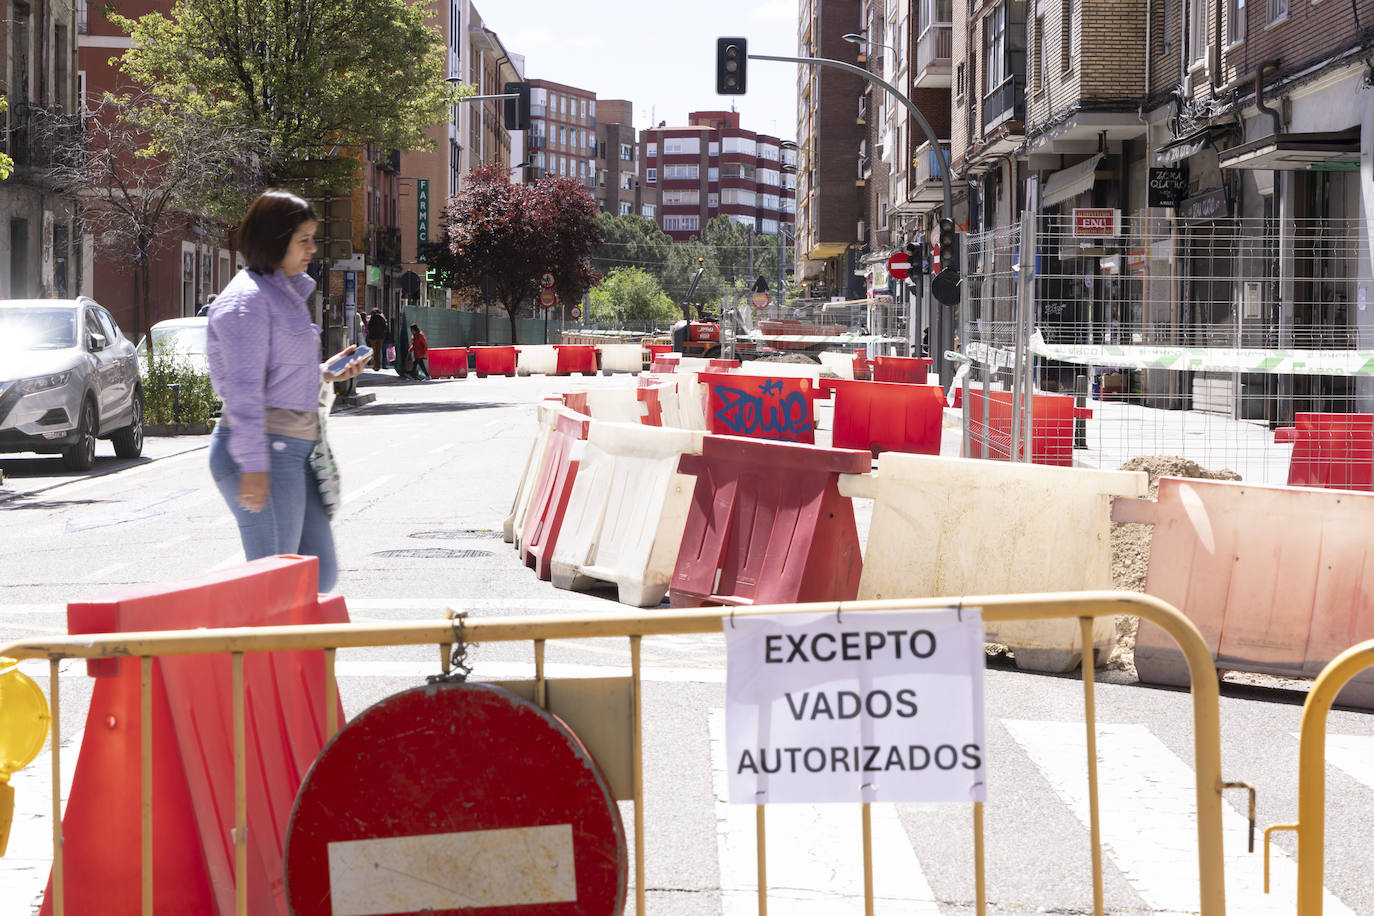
top-left (425, 268), bottom-right (437, 285)
top-left (716, 38), bottom-right (748, 95)
top-left (504, 81), bottom-right (531, 131)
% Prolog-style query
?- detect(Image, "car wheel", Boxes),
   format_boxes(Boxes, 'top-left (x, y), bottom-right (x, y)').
top-left (62, 400), bottom-right (97, 471)
top-left (113, 388), bottom-right (144, 459)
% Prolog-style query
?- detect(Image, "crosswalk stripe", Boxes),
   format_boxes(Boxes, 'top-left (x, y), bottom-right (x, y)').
top-left (1004, 720), bottom-right (1358, 916)
top-left (708, 711), bottom-right (941, 914)
top-left (1318, 734), bottom-right (1374, 792)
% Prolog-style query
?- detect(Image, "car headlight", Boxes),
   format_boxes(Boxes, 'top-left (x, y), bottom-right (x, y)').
top-left (19, 372), bottom-right (72, 394)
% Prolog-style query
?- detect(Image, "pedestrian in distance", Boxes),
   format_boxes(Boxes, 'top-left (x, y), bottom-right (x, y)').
top-left (366, 307), bottom-right (388, 370)
top-left (408, 323), bottom-right (429, 380)
top-left (205, 190), bottom-right (368, 592)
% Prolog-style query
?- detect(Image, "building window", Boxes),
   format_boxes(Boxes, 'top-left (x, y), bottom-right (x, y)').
top-left (642, 204), bottom-right (656, 218)
top-left (663, 164), bottom-right (700, 179)
top-left (620, 173), bottom-right (634, 190)
top-left (663, 215), bottom-right (700, 232)
top-left (620, 143), bottom-right (633, 160)
top-left (1267, 0), bottom-right (1286, 21)
top-left (646, 142), bottom-right (657, 157)
top-left (1226, 0), bottom-right (1246, 43)
top-left (663, 189), bottom-right (701, 204)
top-left (646, 167), bottom-right (657, 183)
top-left (1034, 16), bottom-right (1046, 90)
top-left (708, 193), bottom-right (719, 208)
top-left (580, 99), bottom-right (587, 118)
top-left (663, 138), bottom-right (702, 155)
top-left (1188, 0), bottom-right (1208, 64)
top-left (956, 62), bottom-right (966, 99)
top-left (1060, 0), bottom-right (1074, 70)
top-left (984, 3), bottom-right (1007, 94)
top-left (619, 201), bottom-right (633, 215)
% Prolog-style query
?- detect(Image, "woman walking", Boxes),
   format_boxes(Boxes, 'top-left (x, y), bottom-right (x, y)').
top-left (206, 190), bottom-right (368, 591)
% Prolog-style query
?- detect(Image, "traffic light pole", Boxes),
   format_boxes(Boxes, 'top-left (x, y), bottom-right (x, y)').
top-left (749, 52), bottom-right (959, 383)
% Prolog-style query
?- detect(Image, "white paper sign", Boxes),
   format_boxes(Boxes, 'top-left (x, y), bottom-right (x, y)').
top-left (724, 608), bottom-right (986, 805)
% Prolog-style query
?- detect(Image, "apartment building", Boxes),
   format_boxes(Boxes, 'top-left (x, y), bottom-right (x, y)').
top-left (638, 111), bottom-right (795, 243)
top-left (594, 99), bottom-right (641, 216)
top-left (526, 79), bottom-right (596, 194)
top-left (796, 0), bottom-right (867, 299)
top-left (1, 0), bottom-right (83, 304)
top-left (399, 0), bottom-right (521, 311)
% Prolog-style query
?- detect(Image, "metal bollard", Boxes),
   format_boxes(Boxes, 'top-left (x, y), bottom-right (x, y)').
top-left (1073, 374), bottom-right (1088, 449)
top-left (168, 382), bottom-right (182, 424)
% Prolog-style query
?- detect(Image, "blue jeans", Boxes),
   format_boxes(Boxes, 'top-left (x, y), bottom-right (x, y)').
top-left (209, 424), bottom-right (339, 591)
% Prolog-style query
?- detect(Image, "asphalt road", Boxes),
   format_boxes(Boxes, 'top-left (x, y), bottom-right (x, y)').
top-left (2, 367), bottom-right (1373, 915)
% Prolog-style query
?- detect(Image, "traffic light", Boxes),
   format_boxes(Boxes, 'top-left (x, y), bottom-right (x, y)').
top-left (932, 218), bottom-right (961, 305)
top-left (504, 81), bottom-right (531, 131)
top-left (425, 268), bottom-right (437, 285)
top-left (716, 38), bottom-right (748, 95)
top-left (905, 242), bottom-right (924, 276)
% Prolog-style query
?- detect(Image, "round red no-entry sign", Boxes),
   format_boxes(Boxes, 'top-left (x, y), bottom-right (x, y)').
top-left (285, 682), bottom-right (626, 916)
top-left (538, 289), bottom-right (558, 309)
top-left (887, 251), bottom-right (911, 280)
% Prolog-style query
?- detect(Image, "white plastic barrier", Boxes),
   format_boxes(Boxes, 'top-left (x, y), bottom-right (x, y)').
top-left (598, 344), bottom-right (644, 374)
top-left (738, 359), bottom-right (827, 381)
top-left (550, 421), bottom-right (705, 606)
top-left (516, 344), bottom-right (559, 376)
top-left (649, 375), bottom-right (708, 431)
top-left (817, 351), bottom-right (856, 380)
top-left (567, 387), bottom-right (649, 424)
top-left (839, 453), bottom-right (1148, 672)
top-left (504, 401), bottom-right (568, 544)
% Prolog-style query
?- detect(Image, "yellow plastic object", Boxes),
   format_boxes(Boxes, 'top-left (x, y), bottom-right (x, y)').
top-left (0, 657), bottom-right (51, 857)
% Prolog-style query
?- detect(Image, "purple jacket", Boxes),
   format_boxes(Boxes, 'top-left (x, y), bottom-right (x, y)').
top-left (207, 268), bottom-right (322, 473)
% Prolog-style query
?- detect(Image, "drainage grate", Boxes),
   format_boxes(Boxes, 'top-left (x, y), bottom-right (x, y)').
top-left (408, 529), bottom-right (504, 540)
top-left (372, 548), bottom-right (493, 559)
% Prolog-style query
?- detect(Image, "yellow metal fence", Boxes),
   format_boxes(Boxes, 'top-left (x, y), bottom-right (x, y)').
top-left (1, 591), bottom-right (1231, 916)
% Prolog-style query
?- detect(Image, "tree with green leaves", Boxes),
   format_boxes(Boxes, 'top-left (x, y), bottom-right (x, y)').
top-left (0, 98), bottom-right (12, 180)
top-left (442, 164), bottom-right (602, 343)
top-left (588, 267), bottom-right (678, 326)
top-left (591, 213), bottom-right (673, 279)
top-left (662, 237), bottom-right (726, 319)
top-left (112, 0), bottom-right (459, 212)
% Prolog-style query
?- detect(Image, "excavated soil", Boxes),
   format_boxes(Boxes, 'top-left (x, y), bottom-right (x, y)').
top-left (1106, 456), bottom-right (1241, 672)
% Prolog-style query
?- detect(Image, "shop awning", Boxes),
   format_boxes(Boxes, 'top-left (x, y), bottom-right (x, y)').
top-left (1217, 129), bottom-right (1360, 171)
top-left (1155, 128), bottom-right (1217, 166)
top-left (1041, 154), bottom-right (1104, 207)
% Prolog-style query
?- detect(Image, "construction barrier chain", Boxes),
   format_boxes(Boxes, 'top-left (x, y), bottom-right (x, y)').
top-left (427, 610), bottom-right (473, 684)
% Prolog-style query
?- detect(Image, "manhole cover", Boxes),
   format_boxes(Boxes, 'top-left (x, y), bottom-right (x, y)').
top-left (372, 548), bottom-right (493, 559)
top-left (408, 529), bottom-right (504, 540)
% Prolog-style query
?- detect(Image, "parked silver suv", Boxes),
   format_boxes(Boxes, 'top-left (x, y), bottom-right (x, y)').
top-left (0, 298), bottom-right (144, 470)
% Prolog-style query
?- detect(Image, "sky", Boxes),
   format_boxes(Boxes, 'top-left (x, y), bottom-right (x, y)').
top-left (476, 0), bottom-right (801, 141)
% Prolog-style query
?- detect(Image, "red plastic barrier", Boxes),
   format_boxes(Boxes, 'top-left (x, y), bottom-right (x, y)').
top-left (963, 388), bottom-right (1089, 466)
top-left (427, 346), bottom-right (468, 379)
top-left (520, 411), bottom-right (592, 579)
top-left (852, 349), bottom-right (873, 381)
top-left (645, 343), bottom-right (673, 366)
top-left (821, 378), bottom-right (944, 456)
top-left (650, 353), bottom-right (682, 373)
top-left (697, 371), bottom-right (821, 444)
top-left (1275, 412), bottom-right (1374, 491)
top-left (872, 355), bottom-right (932, 384)
top-left (472, 345), bottom-right (518, 377)
top-left (638, 385), bottom-right (664, 426)
top-left (45, 556), bottom-right (347, 916)
top-left (670, 435), bottom-right (868, 607)
top-left (554, 344), bottom-right (600, 376)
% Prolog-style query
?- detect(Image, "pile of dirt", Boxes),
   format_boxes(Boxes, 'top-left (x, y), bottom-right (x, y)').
top-left (750, 352), bottom-right (821, 364)
top-left (1106, 456), bottom-right (1241, 672)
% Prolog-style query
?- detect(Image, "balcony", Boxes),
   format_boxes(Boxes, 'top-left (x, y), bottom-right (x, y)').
top-left (913, 25), bottom-right (953, 88)
top-left (982, 75), bottom-right (1026, 131)
top-left (8, 103), bottom-right (85, 173)
top-left (528, 134), bottom-right (547, 149)
top-left (904, 140), bottom-right (950, 208)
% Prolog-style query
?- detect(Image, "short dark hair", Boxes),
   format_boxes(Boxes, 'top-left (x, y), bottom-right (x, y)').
top-left (410, 323), bottom-right (420, 332)
top-left (238, 190), bottom-right (316, 274)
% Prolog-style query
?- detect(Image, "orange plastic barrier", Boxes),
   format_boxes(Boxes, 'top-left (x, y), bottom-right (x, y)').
top-left (1274, 412), bottom-right (1374, 491)
top-left (427, 347), bottom-right (468, 379)
top-left (1114, 477), bottom-right (1374, 707)
top-left (963, 388), bottom-right (1089, 466)
top-left (46, 556), bottom-right (347, 916)
top-left (872, 355), bottom-right (932, 384)
top-left (472, 345), bottom-right (518, 377)
top-left (820, 377), bottom-right (944, 456)
top-left (554, 344), bottom-right (600, 376)
top-left (697, 371), bottom-right (822, 444)
top-left (520, 410), bottom-right (592, 580)
top-left (669, 435), bottom-right (868, 607)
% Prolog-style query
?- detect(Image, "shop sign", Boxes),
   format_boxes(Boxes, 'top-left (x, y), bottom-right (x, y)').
top-left (1147, 167), bottom-right (1187, 208)
top-left (1072, 208), bottom-right (1120, 238)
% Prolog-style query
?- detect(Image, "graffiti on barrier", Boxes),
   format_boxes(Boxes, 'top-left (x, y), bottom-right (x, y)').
top-left (713, 379), bottom-right (814, 442)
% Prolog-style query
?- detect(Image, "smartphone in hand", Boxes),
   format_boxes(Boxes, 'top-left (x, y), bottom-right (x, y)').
top-left (327, 346), bottom-right (371, 375)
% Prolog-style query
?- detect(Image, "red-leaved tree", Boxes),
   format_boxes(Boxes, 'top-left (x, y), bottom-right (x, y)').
top-left (442, 164), bottom-right (601, 343)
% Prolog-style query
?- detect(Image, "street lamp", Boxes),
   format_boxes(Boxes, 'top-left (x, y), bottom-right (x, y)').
top-left (841, 33), bottom-right (899, 59)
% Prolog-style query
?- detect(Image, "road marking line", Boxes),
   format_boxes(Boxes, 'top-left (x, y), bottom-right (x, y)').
top-left (328, 824), bottom-right (576, 914)
top-left (1309, 733), bottom-right (1374, 791)
top-left (81, 562), bottom-right (129, 582)
top-left (708, 711), bottom-right (940, 914)
top-left (342, 474), bottom-right (395, 506)
top-left (1004, 720), bottom-right (1358, 916)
